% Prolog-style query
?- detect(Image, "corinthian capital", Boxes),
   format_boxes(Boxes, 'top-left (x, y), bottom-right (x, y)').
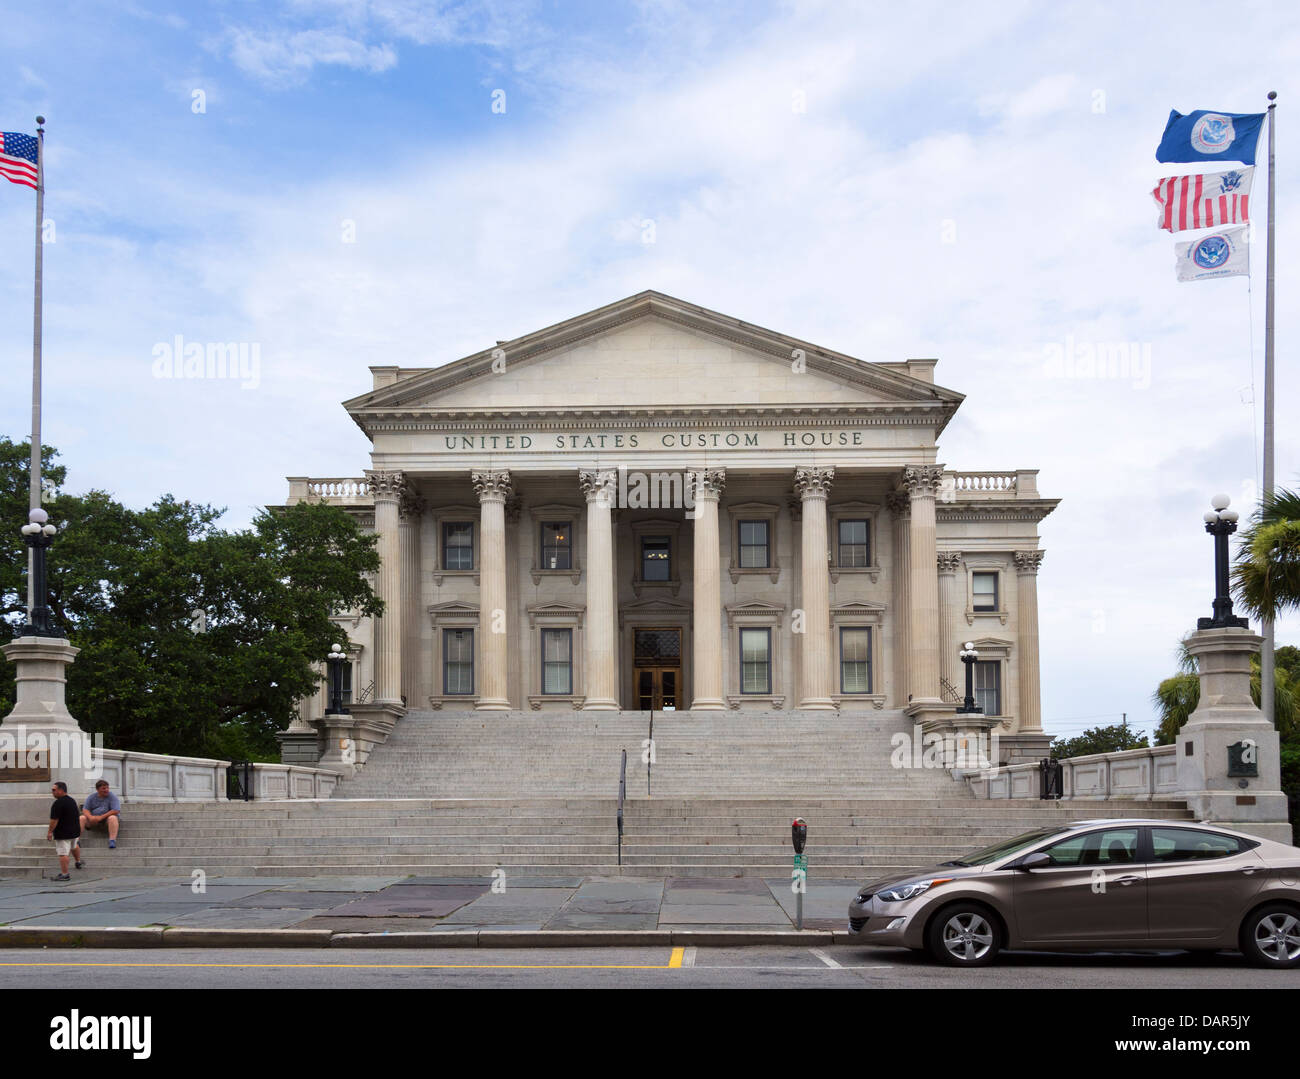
top-left (471, 469), bottom-right (513, 502)
top-left (937, 551), bottom-right (963, 574)
top-left (793, 466), bottom-right (835, 500)
top-left (688, 468), bottom-right (726, 501)
top-left (885, 490), bottom-right (910, 516)
top-left (399, 489), bottom-right (427, 521)
top-left (365, 469), bottom-right (405, 502)
top-left (902, 464), bottom-right (945, 497)
top-left (579, 468), bottom-right (617, 503)
top-left (1013, 549), bottom-right (1046, 575)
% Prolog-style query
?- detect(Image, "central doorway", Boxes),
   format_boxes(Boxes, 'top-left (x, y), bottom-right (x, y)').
top-left (633, 628), bottom-right (682, 710)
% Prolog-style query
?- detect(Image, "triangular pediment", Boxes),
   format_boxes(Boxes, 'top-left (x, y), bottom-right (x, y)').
top-left (345, 292), bottom-right (961, 426)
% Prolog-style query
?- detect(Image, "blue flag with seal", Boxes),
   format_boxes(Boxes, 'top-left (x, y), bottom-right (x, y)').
top-left (1156, 109), bottom-right (1264, 164)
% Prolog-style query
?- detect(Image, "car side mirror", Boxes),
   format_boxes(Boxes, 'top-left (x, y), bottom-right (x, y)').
top-left (1015, 852), bottom-right (1051, 871)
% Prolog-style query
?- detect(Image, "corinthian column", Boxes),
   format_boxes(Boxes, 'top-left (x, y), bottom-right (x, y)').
top-left (472, 469), bottom-right (513, 710)
top-left (1014, 550), bottom-right (1046, 732)
top-left (795, 467), bottom-right (835, 709)
top-left (579, 468), bottom-right (618, 710)
top-left (399, 489), bottom-right (425, 706)
top-left (937, 551), bottom-right (963, 700)
top-left (886, 490), bottom-right (910, 706)
top-left (689, 468), bottom-right (726, 710)
top-left (903, 464), bottom-right (944, 709)
top-left (365, 469), bottom-right (405, 707)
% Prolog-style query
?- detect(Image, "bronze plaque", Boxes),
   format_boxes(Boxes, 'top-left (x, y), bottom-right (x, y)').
top-left (0, 764), bottom-right (51, 783)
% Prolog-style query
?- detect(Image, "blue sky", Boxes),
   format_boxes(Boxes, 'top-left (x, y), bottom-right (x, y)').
top-left (1, 0), bottom-right (1297, 741)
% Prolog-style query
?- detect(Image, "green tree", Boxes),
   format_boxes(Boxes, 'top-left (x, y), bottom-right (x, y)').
top-left (1233, 487), bottom-right (1300, 621)
top-left (1152, 640), bottom-right (1300, 745)
top-left (0, 438), bottom-right (383, 759)
top-left (1053, 724), bottom-right (1149, 759)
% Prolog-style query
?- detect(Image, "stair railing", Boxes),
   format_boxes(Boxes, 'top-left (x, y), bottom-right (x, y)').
top-left (617, 748), bottom-right (627, 867)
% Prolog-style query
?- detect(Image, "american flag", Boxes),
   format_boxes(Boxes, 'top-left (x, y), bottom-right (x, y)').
top-left (1153, 167), bottom-right (1252, 232)
top-left (0, 131), bottom-right (39, 189)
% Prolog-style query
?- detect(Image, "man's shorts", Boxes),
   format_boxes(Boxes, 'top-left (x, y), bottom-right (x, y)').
top-left (83, 817), bottom-right (109, 830)
top-left (54, 838), bottom-right (77, 856)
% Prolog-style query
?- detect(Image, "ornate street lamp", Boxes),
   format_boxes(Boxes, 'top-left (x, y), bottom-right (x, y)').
top-left (1197, 494), bottom-right (1250, 631)
top-left (955, 641), bottom-right (982, 714)
top-left (19, 507), bottom-right (58, 637)
top-left (325, 642), bottom-right (350, 716)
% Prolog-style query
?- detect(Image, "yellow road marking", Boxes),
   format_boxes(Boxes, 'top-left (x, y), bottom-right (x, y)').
top-left (668, 946), bottom-right (684, 968)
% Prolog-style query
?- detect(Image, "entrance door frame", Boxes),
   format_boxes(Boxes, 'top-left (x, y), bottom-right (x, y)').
top-left (631, 626), bottom-right (683, 711)
top-left (621, 606), bottom-right (691, 710)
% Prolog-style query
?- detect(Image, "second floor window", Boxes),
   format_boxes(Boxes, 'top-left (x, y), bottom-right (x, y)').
top-left (443, 522), bottom-right (474, 571)
top-left (642, 536), bottom-right (671, 581)
top-left (541, 522), bottom-right (572, 571)
top-left (738, 520), bottom-right (769, 568)
top-left (838, 519), bottom-right (869, 567)
top-left (973, 571), bottom-right (998, 612)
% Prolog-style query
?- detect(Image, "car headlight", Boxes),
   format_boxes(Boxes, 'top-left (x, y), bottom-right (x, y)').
top-left (876, 878), bottom-right (952, 903)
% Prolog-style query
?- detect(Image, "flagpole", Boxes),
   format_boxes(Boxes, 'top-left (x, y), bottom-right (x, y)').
top-left (27, 115), bottom-right (45, 626)
top-left (1261, 91), bottom-right (1277, 726)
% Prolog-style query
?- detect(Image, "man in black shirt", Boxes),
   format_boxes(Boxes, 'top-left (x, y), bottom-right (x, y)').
top-left (47, 782), bottom-right (83, 880)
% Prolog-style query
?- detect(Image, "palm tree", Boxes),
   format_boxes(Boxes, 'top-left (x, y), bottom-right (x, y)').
top-left (1233, 487), bottom-right (1300, 621)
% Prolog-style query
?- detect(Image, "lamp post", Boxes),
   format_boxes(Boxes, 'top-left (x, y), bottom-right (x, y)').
top-left (326, 642), bottom-right (349, 716)
top-left (1197, 494), bottom-right (1250, 631)
top-left (19, 507), bottom-right (57, 637)
top-left (955, 641), bottom-right (982, 714)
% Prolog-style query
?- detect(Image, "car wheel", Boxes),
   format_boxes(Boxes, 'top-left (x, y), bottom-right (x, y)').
top-left (926, 903), bottom-right (1002, 967)
top-left (1240, 904), bottom-right (1300, 969)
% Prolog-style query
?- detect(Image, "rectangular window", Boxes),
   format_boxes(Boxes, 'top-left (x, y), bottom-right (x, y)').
top-left (973, 571), bottom-right (998, 612)
top-left (974, 660), bottom-right (1000, 715)
top-left (838, 519), bottom-right (870, 568)
top-left (740, 628), bottom-right (772, 694)
top-left (541, 521), bottom-right (572, 571)
top-left (840, 627), bottom-right (872, 693)
top-left (443, 522), bottom-right (474, 571)
top-left (443, 629), bottom-right (474, 695)
top-left (738, 520), bottom-right (769, 568)
top-left (541, 628), bottom-right (573, 695)
top-left (642, 536), bottom-right (671, 581)
top-left (340, 662), bottom-right (353, 704)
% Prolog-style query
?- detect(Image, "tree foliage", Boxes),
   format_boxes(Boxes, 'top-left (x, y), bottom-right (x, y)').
top-left (1233, 487), bottom-right (1300, 621)
top-left (1052, 724), bottom-right (1149, 759)
top-left (0, 438), bottom-right (382, 760)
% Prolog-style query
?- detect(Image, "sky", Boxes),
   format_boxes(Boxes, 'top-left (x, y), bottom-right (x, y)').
top-left (1, 0), bottom-right (1296, 743)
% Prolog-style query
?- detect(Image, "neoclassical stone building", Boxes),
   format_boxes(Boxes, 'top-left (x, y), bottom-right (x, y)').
top-left (283, 292), bottom-right (1058, 762)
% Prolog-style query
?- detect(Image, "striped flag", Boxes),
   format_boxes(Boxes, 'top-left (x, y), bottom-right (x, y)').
top-left (1153, 167), bottom-right (1252, 232)
top-left (0, 131), bottom-right (39, 189)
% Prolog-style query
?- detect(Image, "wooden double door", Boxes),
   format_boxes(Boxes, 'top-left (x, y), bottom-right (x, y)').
top-left (633, 628), bottom-right (682, 710)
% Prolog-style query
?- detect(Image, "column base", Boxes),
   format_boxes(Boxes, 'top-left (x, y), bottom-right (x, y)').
top-left (690, 698), bottom-right (726, 711)
top-left (796, 697), bottom-right (836, 710)
top-left (475, 698), bottom-right (511, 711)
top-left (582, 698), bottom-right (619, 711)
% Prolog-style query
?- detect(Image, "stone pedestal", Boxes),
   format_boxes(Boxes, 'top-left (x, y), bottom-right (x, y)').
top-left (276, 719), bottom-right (323, 766)
top-left (1175, 628), bottom-right (1292, 844)
top-left (0, 636), bottom-right (98, 822)
top-left (314, 712), bottom-right (360, 778)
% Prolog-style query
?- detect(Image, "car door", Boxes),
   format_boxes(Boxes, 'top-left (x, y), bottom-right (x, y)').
top-left (1143, 826), bottom-right (1267, 941)
top-left (1013, 826), bottom-right (1147, 943)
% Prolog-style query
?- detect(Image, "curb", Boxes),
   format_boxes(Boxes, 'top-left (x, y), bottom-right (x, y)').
top-left (0, 926), bottom-right (847, 949)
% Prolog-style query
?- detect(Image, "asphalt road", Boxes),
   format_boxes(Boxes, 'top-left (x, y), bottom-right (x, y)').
top-left (3, 944), bottom-right (1297, 988)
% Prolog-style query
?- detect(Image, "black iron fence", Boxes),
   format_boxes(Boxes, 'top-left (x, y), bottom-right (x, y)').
top-left (226, 761), bottom-right (253, 801)
top-left (1039, 758), bottom-right (1063, 800)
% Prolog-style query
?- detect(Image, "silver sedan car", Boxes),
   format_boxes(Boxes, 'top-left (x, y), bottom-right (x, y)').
top-left (847, 818), bottom-right (1300, 967)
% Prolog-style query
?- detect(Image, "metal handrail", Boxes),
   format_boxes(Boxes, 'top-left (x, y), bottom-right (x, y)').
top-left (647, 708), bottom-right (654, 796)
top-left (617, 749), bottom-right (627, 866)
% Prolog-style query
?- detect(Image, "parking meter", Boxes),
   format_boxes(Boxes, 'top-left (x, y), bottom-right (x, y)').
top-left (791, 818), bottom-right (808, 930)
top-left (792, 818), bottom-right (807, 854)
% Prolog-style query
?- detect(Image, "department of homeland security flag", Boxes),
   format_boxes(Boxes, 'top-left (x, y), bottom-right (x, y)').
top-left (1156, 109), bottom-right (1264, 165)
top-left (0, 131), bottom-right (39, 189)
top-left (1153, 167), bottom-right (1252, 231)
top-left (1175, 225), bottom-right (1250, 281)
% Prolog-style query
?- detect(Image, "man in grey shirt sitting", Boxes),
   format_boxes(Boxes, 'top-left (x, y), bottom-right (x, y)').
top-left (81, 779), bottom-right (122, 848)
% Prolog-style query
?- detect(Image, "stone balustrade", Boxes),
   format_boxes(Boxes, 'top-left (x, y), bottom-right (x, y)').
top-left (286, 476), bottom-right (374, 506)
top-left (963, 744), bottom-right (1180, 801)
top-left (944, 469), bottom-right (1041, 499)
top-left (88, 749), bottom-right (338, 802)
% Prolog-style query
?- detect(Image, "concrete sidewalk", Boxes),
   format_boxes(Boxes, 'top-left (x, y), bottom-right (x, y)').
top-left (0, 872), bottom-right (860, 944)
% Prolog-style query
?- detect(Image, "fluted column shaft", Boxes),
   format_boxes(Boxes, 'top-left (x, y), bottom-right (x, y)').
top-left (905, 465), bottom-right (944, 706)
top-left (580, 469), bottom-right (618, 710)
top-left (472, 469), bottom-right (512, 710)
top-left (398, 491), bottom-right (424, 706)
top-left (887, 491), bottom-right (911, 706)
top-left (690, 469), bottom-right (726, 710)
top-left (937, 552), bottom-right (963, 699)
top-left (1015, 550), bottom-right (1046, 732)
top-left (366, 470), bottom-right (404, 707)
top-left (795, 467), bottom-right (835, 709)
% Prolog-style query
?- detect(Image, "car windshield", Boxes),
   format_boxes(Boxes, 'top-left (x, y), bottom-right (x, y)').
top-left (945, 827), bottom-right (1072, 867)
